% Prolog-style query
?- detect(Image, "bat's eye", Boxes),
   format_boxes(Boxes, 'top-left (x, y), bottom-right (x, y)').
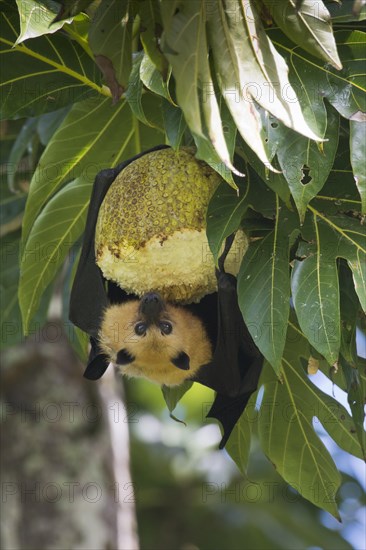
top-left (159, 321), bottom-right (173, 335)
top-left (134, 322), bottom-right (147, 336)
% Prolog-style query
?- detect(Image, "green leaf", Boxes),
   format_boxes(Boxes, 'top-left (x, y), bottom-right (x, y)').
top-left (225, 397), bottom-right (257, 475)
top-left (339, 261), bottom-right (359, 365)
top-left (272, 29), bottom-right (366, 122)
top-left (350, 120), bottom-right (366, 213)
top-left (15, 0), bottom-right (72, 44)
top-left (21, 97), bottom-right (136, 248)
top-left (0, 9), bottom-right (103, 119)
top-left (237, 137), bottom-right (291, 205)
top-left (126, 53), bottom-right (164, 130)
top-left (161, 381), bottom-right (193, 413)
top-left (1, 230), bottom-right (52, 349)
top-left (275, 103), bottom-right (339, 222)
top-left (258, 352), bottom-right (342, 518)
top-left (138, 0), bottom-right (167, 74)
top-left (207, 1), bottom-right (322, 150)
top-left (327, 1), bottom-right (366, 22)
top-left (340, 355), bottom-right (366, 460)
top-left (46, 0), bottom-right (95, 22)
top-left (7, 118), bottom-right (38, 192)
top-left (36, 106), bottom-right (71, 145)
top-left (0, 189), bottom-right (26, 234)
top-left (262, 0), bottom-right (342, 69)
top-left (292, 223), bottom-right (341, 365)
top-left (19, 176), bottom-right (91, 332)
top-left (88, 0), bottom-right (132, 101)
top-left (306, 212), bottom-right (366, 313)
top-left (162, 101), bottom-right (186, 149)
top-left (206, 171), bottom-right (249, 263)
top-left (161, 0), bottom-right (204, 137)
top-left (140, 53), bottom-right (174, 104)
top-left (238, 201), bottom-right (296, 372)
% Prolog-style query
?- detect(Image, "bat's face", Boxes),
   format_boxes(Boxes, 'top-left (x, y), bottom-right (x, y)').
top-left (98, 292), bottom-right (212, 386)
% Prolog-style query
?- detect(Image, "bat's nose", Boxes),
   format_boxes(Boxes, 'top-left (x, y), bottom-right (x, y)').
top-left (139, 292), bottom-right (165, 322)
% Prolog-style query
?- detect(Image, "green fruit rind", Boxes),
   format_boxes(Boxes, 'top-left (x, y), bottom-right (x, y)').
top-left (95, 148), bottom-right (247, 302)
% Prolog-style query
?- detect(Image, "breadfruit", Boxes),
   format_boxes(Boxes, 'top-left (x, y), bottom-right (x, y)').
top-left (95, 147), bottom-right (247, 303)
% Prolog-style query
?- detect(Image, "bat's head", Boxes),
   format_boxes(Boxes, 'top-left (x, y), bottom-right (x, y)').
top-left (98, 292), bottom-right (212, 386)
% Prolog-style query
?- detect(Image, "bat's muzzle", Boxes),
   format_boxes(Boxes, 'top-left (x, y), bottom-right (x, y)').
top-left (139, 292), bottom-right (165, 324)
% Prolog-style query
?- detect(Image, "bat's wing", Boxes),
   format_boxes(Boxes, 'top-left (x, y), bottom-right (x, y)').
top-left (69, 145), bottom-right (169, 375)
top-left (69, 166), bottom-right (120, 337)
top-left (192, 236), bottom-right (263, 448)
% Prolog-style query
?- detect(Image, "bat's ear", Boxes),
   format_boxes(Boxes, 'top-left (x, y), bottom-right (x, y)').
top-left (171, 351), bottom-right (190, 371)
top-left (116, 349), bottom-right (135, 365)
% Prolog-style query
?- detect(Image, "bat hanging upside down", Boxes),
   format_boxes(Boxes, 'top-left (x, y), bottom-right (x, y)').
top-left (98, 292), bottom-right (213, 386)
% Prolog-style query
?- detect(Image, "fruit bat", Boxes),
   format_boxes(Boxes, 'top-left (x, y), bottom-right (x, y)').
top-left (69, 145), bottom-right (263, 448)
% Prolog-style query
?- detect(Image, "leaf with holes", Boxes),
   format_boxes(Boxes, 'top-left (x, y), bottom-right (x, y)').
top-left (0, 8), bottom-right (102, 119)
top-left (275, 103), bottom-right (339, 222)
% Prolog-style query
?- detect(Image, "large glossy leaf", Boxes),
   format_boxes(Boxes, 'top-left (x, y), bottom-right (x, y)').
top-left (207, 1), bottom-right (323, 142)
top-left (19, 177), bottom-right (91, 332)
top-left (138, 0), bottom-right (167, 74)
top-left (15, 0), bottom-right (72, 44)
top-left (238, 202), bottom-right (297, 372)
top-left (293, 207), bottom-right (366, 364)
top-left (292, 232), bottom-right (340, 366)
top-left (275, 103), bottom-right (339, 222)
top-left (1, 230), bottom-right (52, 349)
top-left (88, 0), bottom-right (132, 101)
top-left (206, 182), bottom-right (247, 263)
top-left (162, 101), bottom-right (186, 149)
top-left (340, 355), bottom-right (366, 459)
top-left (257, 345), bottom-right (342, 518)
top-left (21, 97), bottom-right (135, 247)
top-left (271, 29), bottom-right (366, 122)
top-left (237, 137), bottom-right (291, 205)
top-left (339, 262), bottom-right (359, 366)
top-left (140, 53), bottom-right (174, 104)
top-left (0, 8), bottom-right (103, 119)
top-left (161, 2), bottom-right (244, 177)
top-left (126, 53), bottom-right (164, 130)
top-left (225, 395), bottom-right (257, 475)
top-left (262, 0), bottom-right (342, 69)
top-left (350, 120), bottom-right (366, 213)
top-left (161, 1), bottom-right (204, 137)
